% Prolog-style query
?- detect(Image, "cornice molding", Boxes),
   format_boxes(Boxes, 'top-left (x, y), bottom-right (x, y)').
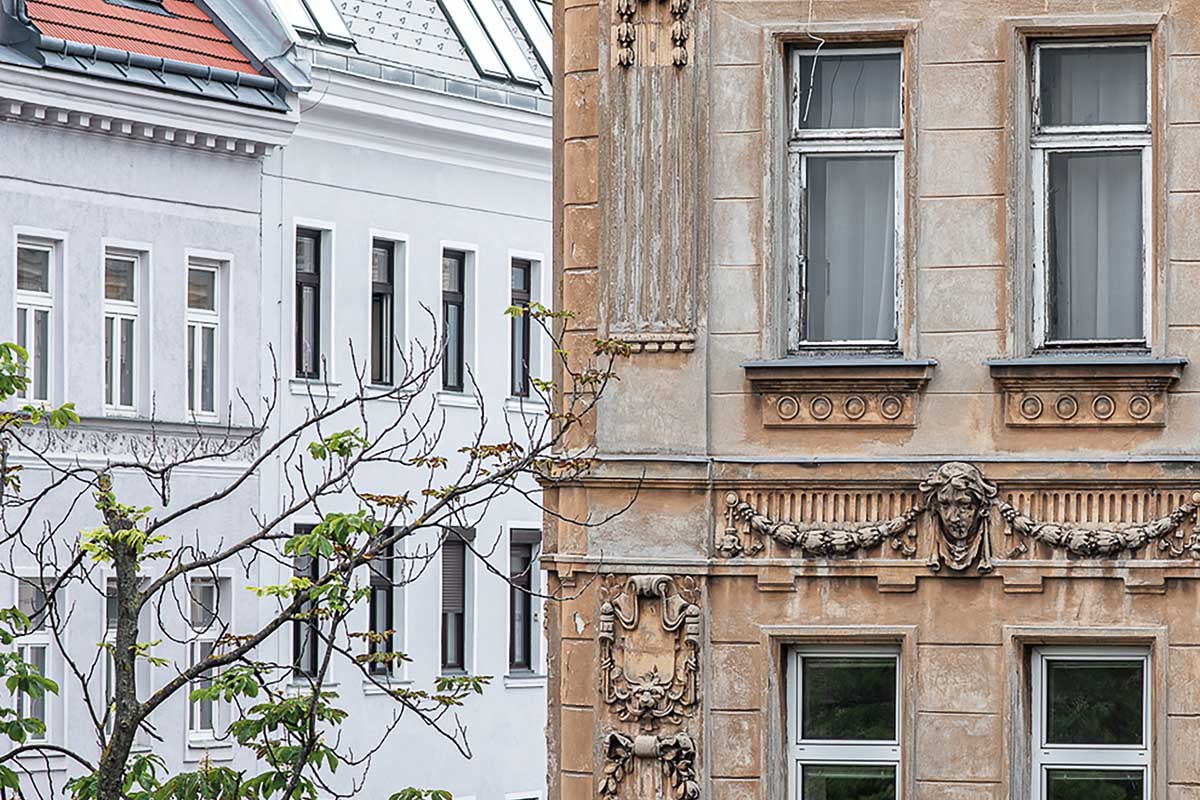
top-left (0, 62), bottom-right (299, 156)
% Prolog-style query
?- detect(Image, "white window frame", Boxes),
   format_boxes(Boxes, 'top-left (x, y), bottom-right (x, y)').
top-left (14, 578), bottom-right (51, 743)
top-left (787, 45), bottom-right (905, 352)
top-left (1029, 38), bottom-right (1153, 350)
top-left (14, 237), bottom-right (56, 404)
top-left (185, 258), bottom-right (222, 420)
top-left (103, 248), bottom-right (144, 414)
top-left (1030, 645), bottom-right (1150, 800)
top-left (787, 645), bottom-right (902, 800)
top-left (187, 577), bottom-right (227, 742)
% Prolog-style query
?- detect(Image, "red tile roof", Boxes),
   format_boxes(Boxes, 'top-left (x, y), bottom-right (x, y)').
top-left (26, 0), bottom-right (257, 74)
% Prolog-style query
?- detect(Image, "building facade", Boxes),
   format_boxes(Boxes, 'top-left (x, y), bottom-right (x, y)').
top-left (550, 2), bottom-right (1200, 799)
top-left (259, 1), bottom-right (553, 797)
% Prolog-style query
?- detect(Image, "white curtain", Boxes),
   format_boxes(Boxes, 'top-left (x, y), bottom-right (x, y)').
top-left (1048, 150), bottom-right (1143, 341)
top-left (1040, 46), bottom-right (1146, 127)
top-left (799, 53), bottom-right (901, 130)
top-left (806, 156), bottom-right (896, 342)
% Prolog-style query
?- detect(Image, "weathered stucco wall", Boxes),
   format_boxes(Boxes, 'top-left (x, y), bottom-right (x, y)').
top-left (551, 0), bottom-right (1200, 798)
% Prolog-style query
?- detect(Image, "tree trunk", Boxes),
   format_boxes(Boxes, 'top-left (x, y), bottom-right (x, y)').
top-left (95, 527), bottom-right (140, 800)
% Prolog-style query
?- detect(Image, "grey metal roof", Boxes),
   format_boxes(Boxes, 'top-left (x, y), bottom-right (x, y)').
top-left (276, 0), bottom-right (550, 97)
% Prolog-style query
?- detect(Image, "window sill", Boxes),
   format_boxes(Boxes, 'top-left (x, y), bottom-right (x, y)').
top-left (503, 672), bottom-right (546, 689)
top-left (362, 675), bottom-right (413, 695)
top-left (103, 406), bottom-right (140, 419)
top-left (437, 391), bottom-right (481, 410)
top-left (505, 397), bottom-right (548, 416)
top-left (741, 356), bottom-right (936, 428)
top-left (987, 355), bottom-right (1186, 428)
top-left (186, 736), bottom-right (233, 750)
top-left (288, 378), bottom-right (342, 398)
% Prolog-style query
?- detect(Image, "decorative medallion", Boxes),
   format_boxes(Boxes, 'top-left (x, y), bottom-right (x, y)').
top-left (598, 575), bottom-right (701, 728)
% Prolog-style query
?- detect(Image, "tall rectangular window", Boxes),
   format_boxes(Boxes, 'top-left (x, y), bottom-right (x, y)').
top-left (1032, 40), bottom-right (1151, 347)
top-left (15, 240), bottom-right (54, 402)
top-left (16, 578), bottom-right (50, 741)
top-left (789, 47), bottom-right (903, 348)
top-left (371, 241), bottom-right (395, 386)
top-left (104, 251), bottom-right (140, 411)
top-left (367, 538), bottom-right (395, 676)
top-left (186, 261), bottom-right (220, 417)
top-left (508, 529), bottom-right (540, 672)
top-left (295, 230), bottom-right (322, 379)
top-left (788, 647), bottom-right (900, 800)
top-left (1031, 647), bottom-right (1149, 800)
top-left (440, 529), bottom-right (472, 671)
top-left (442, 250), bottom-right (466, 392)
top-left (188, 577), bottom-right (225, 738)
top-left (510, 259), bottom-right (532, 397)
top-left (292, 534), bottom-right (322, 679)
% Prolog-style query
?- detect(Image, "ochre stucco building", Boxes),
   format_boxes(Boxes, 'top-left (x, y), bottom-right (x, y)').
top-left (548, 1), bottom-right (1200, 798)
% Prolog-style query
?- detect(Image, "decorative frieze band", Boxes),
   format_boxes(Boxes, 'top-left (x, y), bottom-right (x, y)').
top-left (719, 461), bottom-right (1200, 571)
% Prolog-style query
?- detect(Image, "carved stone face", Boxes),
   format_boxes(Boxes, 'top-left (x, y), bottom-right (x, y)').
top-left (932, 483), bottom-right (986, 542)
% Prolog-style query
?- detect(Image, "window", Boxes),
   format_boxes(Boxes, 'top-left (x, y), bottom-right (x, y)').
top-left (788, 647), bottom-right (900, 800)
top-left (367, 538), bottom-right (395, 676)
top-left (789, 47), bottom-right (904, 349)
top-left (371, 241), bottom-right (395, 386)
top-left (295, 229), bottom-right (323, 379)
top-left (441, 529), bottom-right (473, 672)
top-left (508, 529), bottom-right (540, 672)
top-left (442, 250), bottom-right (467, 392)
top-left (292, 537), bottom-right (322, 679)
top-left (186, 261), bottom-right (221, 417)
top-left (15, 579), bottom-right (49, 741)
top-left (510, 259), bottom-right (532, 397)
top-left (15, 240), bottom-right (54, 402)
top-left (1031, 647), bottom-right (1149, 800)
top-left (104, 580), bottom-right (117, 735)
top-left (188, 577), bottom-right (225, 738)
top-left (1031, 40), bottom-right (1151, 347)
top-left (104, 251), bottom-right (140, 411)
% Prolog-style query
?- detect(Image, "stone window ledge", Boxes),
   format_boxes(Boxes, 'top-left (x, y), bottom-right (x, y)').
top-left (986, 355), bottom-right (1186, 427)
top-left (742, 357), bottom-right (936, 428)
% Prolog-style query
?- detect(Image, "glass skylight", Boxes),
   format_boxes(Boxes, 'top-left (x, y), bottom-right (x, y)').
top-left (502, 0), bottom-right (551, 75)
top-left (437, 0), bottom-right (509, 79)
top-left (465, 0), bottom-right (540, 84)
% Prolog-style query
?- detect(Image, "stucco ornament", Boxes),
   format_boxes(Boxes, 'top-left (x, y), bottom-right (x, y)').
top-left (920, 461), bottom-right (999, 573)
top-left (720, 493), bottom-right (919, 558)
top-left (598, 575), bottom-right (700, 728)
top-left (599, 731), bottom-right (699, 800)
top-left (999, 493), bottom-right (1200, 558)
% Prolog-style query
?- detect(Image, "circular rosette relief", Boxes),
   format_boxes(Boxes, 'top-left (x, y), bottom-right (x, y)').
top-left (809, 395), bottom-right (834, 421)
top-left (1053, 394), bottom-right (1078, 420)
top-left (1128, 394), bottom-right (1152, 420)
top-left (843, 395), bottom-right (867, 420)
top-left (880, 395), bottom-right (904, 420)
top-left (1019, 394), bottom-right (1044, 420)
top-left (1092, 394), bottom-right (1116, 420)
top-left (776, 395), bottom-right (800, 421)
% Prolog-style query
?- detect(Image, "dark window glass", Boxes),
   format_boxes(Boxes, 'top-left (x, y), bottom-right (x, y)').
top-left (292, 536), bottom-right (322, 679)
top-left (509, 530), bottom-right (540, 671)
top-left (187, 268), bottom-right (216, 311)
top-left (368, 537), bottom-right (394, 675)
top-left (17, 579), bottom-right (48, 631)
top-left (371, 241), bottom-right (395, 385)
top-left (510, 260), bottom-right (532, 397)
top-left (1039, 46), bottom-right (1147, 128)
top-left (17, 247), bottom-right (50, 293)
top-left (441, 530), bottom-right (471, 671)
top-left (442, 251), bottom-right (466, 392)
top-left (105, 257), bottom-right (136, 302)
top-left (295, 230), bottom-right (322, 379)
top-left (801, 764), bottom-right (896, 800)
top-left (1045, 659), bottom-right (1144, 745)
top-left (1046, 769), bottom-right (1143, 800)
top-left (801, 657), bottom-right (897, 741)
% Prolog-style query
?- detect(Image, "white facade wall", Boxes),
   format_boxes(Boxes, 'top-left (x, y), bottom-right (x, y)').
top-left (257, 68), bottom-right (553, 799)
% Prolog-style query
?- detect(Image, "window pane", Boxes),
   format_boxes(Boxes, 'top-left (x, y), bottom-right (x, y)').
top-left (1046, 769), bottom-right (1143, 800)
top-left (444, 303), bottom-right (462, 390)
top-left (18, 580), bottom-right (47, 630)
top-left (300, 285), bottom-right (318, 376)
top-left (106, 582), bottom-right (118, 633)
top-left (1040, 46), bottom-right (1147, 127)
top-left (15, 307), bottom-right (27, 400)
top-left (17, 247), bottom-right (50, 293)
top-left (187, 325), bottom-right (196, 412)
top-left (119, 318), bottom-right (135, 407)
top-left (511, 262), bottom-right (529, 293)
top-left (200, 327), bottom-right (215, 412)
top-left (805, 156), bottom-right (897, 342)
top-left (104, 317), bottom-right (114, 405)
top-left (802, 764), bottom-right (896, 800)
top-left (512, 314), bottom-right (529, 396)
top-left (1047, 150), bottom-right (1143, 342)
top-left (371, 293), bottom-right (392, 384)
top-left (1046, 659), bottom-right (1143, 745)
top-left (442, 253), bottom-right (463, 293)
top-left (372, 245), bottom-right (393, 284)
top-left (105, 258), bottom-right (135, 302)
top-left (802, 657), bottom-right (897, 741)
top-left (190, 580), bottom-right (218, 630)
top-left (296, 233), bottom-right (319, 274)
top-left (188, 269), bottom-right (216, 310)
top-left (797, 52), bottom-right (901, 130)
top-left (33, 310), bottom-right (48, 401)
